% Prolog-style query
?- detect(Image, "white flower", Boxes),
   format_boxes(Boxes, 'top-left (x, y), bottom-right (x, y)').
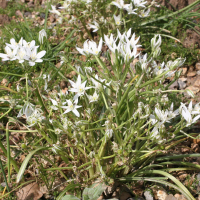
top-left (17, 102), bottom-right (35, 118)
top-left (155, 107), bottom-right (169, 123)
top-left (88, 151), bottom-right (95, 158)
top-left (139, 8), bottom-right (150, 18)
top-left (85, 67), bottom-right (93, 74)
top-left (126, 32), bottom-right (141, 48)
top-left (117, 28), bottom-right (132, 41)
top-left (88, 38), bottom-right (103, 55)
top-left (59, 1), bottom-right (70, 9)
top-left (55, 128), bottom-right (62, 134)
top-left (61, 100), bottom-right (82, 117)
top-left (26, 47), bottom-right (46, 66)
top-left (39, 29), bottom-right (47, 44)
top-left (69, 75), bottom-right (91, 100)
top-left (104, 34), bottom-right (116, 47)
top-left (16, 47), bottom-right (27, 63)
top-left (152, 61), bottom-right (166, 76)
top-left (133, 0), bottom-right (147, 7)
top-left (23, 40), bottom-right (38, 49)
top-left (138, 53), bottom-right (151, 71)
top-left (26, 109), bottom-right (45, 127)
top-left (6, 38), bottom-right (23, 49)
top-left (49, 5), bottom-right (61, 16)
top-left (91, 74), bottom-right (106, 90)
top-left (50, 98), bottom-right (58, 110)
top-left (151, 34), bottom-right (161, 51)
top-left (181, 107), bottom-right (200, 127)
top-left (58, 17), bottom-right (63, 24)
top-left (105, 129), bottom-right (113, 139)
top-left (87, 91), bottom-right (99, 103)
top-left (167, 103), bottom-right (179, 120)
top-left (76, 40), bottom-right (90, 56)
top-left (88, 21), bottom-right (99, 32)
top-left (114, 15), bottom-right (121, 25)
top-left (124, 4), bottom-right (137, 14)
top-left (112, 0), bottom-right (130, 9)
top-left (120, 42), bottom-right (139, 62)
top-left (0, 46), bottom-right (18, 61)
top-left (193, 103), bottom-right (200, 115)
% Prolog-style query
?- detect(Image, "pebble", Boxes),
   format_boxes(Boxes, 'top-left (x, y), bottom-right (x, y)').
top-left (197, 173), bottom-right (200, 181)
top-left (156, 190), bottom-right (167, 200)
top-left (178, 67), bottom-right (187, 76)
top-left (169, 80), bottom-right (178, 90)
top-left (40, 12), bottom-right (46, 19)
top-left (24, 11), bottom-right (32, 18)
top-left (178, 78), bottom-right (187, 89)
top-left (174, 194), bottom-right (187, 200)
top-left (165, 194), bottom-right (177, 200)
top-left (187, 71), bottom-right (196, 77)
top-left (196, 62), bottom-right (200, 70)
top-left (194, 78), bottom-right (200, 87)
top-left (191, 143), bottom-right (200, 152)
top-left (144, 191), bottom-right (153, 200)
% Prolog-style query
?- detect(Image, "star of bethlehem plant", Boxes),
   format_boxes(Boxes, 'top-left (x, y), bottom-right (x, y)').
top-left (2, 0), bottom-right (200, 199)
top-left (8, 25), bottom-right (200, 199)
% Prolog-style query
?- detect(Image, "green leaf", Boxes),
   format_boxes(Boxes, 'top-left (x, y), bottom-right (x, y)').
top-left (82, 182), bottom-right (106, 200)
top-left (16, 147), bottom-right (49, 183)
top-left (0, 86), bottom-right (17, 93)
top-left (62, 195), bottom-right (80, 200)
top-left (57, 184), bottom-right (81, 200)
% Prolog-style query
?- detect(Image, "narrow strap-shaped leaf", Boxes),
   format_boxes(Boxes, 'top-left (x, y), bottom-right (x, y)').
top-left (16, 147), bottom-right (50, 183)
top-left (118, 177), bottom-right (194, 200)
top-left (56, 184), bottom-right (81, 200)
top-left (138, 170), bottom-right (195, 200)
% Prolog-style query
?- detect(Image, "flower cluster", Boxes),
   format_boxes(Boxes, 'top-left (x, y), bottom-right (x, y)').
top-left (112, 0), bottom-right (159, 18)
top-left (0, 38), bottom-right (46, 66)
top-left (76, 29), bottom-right (140, 62)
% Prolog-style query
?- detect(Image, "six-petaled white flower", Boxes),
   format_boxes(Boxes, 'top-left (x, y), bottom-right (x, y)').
top-left (61, 100), bottom-right (82, 117)
top-left (69, 75), bottom-right (92, 101)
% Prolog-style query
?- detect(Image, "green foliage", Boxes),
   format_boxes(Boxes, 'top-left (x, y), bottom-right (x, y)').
top-left (1, 0), bottom-right (200, 199)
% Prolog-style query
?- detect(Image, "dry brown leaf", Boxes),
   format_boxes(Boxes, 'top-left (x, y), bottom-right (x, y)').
top-left (16, 182), bottom-right (43, 200)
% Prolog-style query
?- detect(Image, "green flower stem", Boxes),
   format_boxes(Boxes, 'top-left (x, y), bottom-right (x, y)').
top-left (67, 62), bottom-right (85, 80)
top-left (0, 107), bottom-right (12, 120)
top-left (25, 73), bottom-right (29, 103)
top-left (0, 72), bottom-right (23, 77)
top-left (0, 159), bottom-right (10, 193)
top-left (117, 75), bottom-right (139, 114)
top-left (98, 136), bottom-right (107, 158)
top-left (32, 136), bottom-right (45, 146)
top-left (95, 56), bottom-right (110, 75)
top-left (0, 139), bottom-right (19, 173)
top-left (89, 166), bottom-right (95, 178)
top-left (101, 92), bottom-right (108, 109)
top-left (6, 123), bottom-right (10, 183)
